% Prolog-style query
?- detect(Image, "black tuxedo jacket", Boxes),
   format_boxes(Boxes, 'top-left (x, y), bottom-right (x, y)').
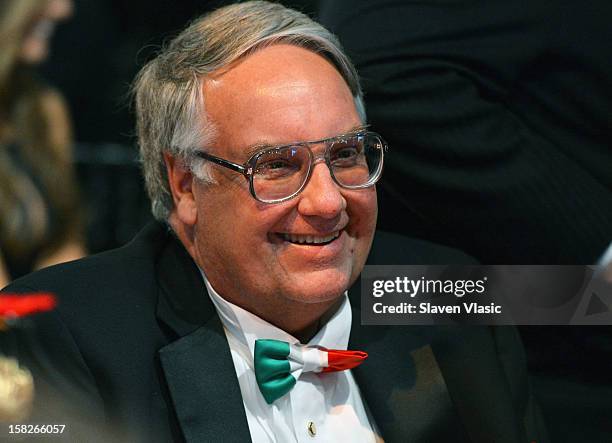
top-left (1, 222), bottom-right (546, 442)
top-left (320, 0), bottom-right (612, 264)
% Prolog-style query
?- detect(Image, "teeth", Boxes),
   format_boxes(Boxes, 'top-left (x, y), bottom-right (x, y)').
top-left (282, 231), bottom-right (340, 244)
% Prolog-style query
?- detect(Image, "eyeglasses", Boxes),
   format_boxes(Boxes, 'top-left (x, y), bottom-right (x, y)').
top-left (192, 131), bottom-right (387, 204)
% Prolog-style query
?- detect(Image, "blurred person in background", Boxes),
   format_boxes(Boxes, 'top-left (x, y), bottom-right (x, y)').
top-left (0, 254), bottom-right (8, 288)
top-left (319, 0), bottom-right (612, 265)
top-left (0, 0), bottom-right (84, 287)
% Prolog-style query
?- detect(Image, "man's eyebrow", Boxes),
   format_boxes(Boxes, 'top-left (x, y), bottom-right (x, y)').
top-left (243, 141), bottom-right (279, 159)
top-left (342, 124), bottom-right (370, 135)
top-left (242, 124), bottom-right (371, 158)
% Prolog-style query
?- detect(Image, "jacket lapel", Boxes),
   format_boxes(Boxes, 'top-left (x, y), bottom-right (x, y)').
top-left (155, 231), bottom-right (251, 443)
top-left (348, 292), bottom-right (468, 442)
top-left (158, 319), bottom-right (251, 443)
top-left (348, 283), bottom-right (524, 443)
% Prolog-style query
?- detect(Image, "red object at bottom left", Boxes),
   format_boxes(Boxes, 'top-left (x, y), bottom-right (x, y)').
top-left (0, 292), bottom-right (57, 422)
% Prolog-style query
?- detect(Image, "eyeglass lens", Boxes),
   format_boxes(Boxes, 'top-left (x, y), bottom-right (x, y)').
top-left (252, 133), bottom-right (383, 202)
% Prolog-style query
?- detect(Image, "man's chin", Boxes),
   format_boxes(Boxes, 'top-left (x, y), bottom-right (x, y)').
top-left (281, 268), bottom-right (352, 305)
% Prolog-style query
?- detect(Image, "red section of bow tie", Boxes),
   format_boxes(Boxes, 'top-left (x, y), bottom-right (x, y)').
top-left (322, 349), bottom-right (368, 372)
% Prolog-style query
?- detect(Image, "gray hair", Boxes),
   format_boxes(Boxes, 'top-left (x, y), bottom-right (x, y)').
top-left (133, 1), bottom-right (366, 221)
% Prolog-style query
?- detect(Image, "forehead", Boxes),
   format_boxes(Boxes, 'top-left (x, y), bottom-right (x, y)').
top-left (202, 44), bottom-right (361, 159)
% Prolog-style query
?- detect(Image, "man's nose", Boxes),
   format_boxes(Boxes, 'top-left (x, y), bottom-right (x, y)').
top-left (297, 163), bottom-right (346, 219)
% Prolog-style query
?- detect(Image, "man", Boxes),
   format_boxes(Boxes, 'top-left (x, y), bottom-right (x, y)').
top-left (1, 2), bottom-right (546, 442)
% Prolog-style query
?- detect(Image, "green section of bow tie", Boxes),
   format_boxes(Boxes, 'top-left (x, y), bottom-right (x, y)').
top-left (254, 339), bottom-right (296, 404)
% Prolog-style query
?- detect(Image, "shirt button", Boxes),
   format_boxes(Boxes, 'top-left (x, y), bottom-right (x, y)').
top-left (307, 421), bottom-right (317, 437)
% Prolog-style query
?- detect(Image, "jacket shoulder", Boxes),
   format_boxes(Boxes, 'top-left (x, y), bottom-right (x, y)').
top-left (369, 231), bottom-right (478, 265)
top-left (3, 221), bottom-right (169, 294)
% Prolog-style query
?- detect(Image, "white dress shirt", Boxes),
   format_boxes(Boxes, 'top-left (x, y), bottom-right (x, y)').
top-left (202, 272), bottom-right (380, 443)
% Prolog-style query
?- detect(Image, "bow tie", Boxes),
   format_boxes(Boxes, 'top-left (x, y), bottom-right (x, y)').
top-left (254, 338), bottom-right (367, 404)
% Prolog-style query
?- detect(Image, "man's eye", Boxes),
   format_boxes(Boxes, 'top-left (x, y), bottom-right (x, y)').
top-left (263, 160), bottom-right (290, 170)
top-left (331, 145), bottom-right (362, 166)
top-left (255, 159), bottom-right (299, 177)
top-left (335, 147), bottom-right (359, 159)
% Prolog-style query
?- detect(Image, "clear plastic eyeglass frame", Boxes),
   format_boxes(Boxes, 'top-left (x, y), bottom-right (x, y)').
top-left (192, 130), bottom-right (387, 204)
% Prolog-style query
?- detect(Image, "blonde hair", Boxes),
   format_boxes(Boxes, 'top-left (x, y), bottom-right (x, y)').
top-left (0, 0), bottom-right (81, 271)
top-left (133, 1), bottom-right (366, 221)
top-left (0, 0), bottom-right (42, 90)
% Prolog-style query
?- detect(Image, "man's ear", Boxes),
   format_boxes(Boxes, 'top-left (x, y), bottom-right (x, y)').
top-left (164, 152), bottom-right (197, 226)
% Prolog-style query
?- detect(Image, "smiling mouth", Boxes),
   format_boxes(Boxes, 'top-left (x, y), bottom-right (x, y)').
top-left (278, 231), bottom-right (341, 245)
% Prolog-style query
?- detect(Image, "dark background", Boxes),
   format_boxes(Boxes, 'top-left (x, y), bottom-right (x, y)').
top-left (42, 0), bottom-right (319, 145)
top-left (38, 1), bottom-right (611, 441)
